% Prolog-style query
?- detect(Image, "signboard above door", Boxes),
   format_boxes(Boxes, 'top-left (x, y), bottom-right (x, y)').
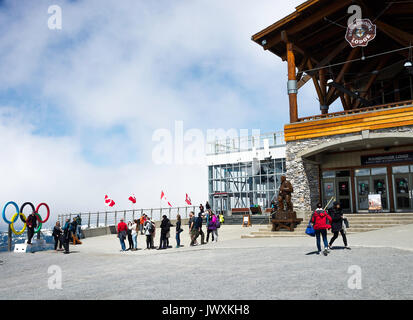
top-left (361, 152), bottom-right (413, 165)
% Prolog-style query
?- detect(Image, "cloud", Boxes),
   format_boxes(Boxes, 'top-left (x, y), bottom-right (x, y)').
top-left (0, 0), bottom-right (312, 227)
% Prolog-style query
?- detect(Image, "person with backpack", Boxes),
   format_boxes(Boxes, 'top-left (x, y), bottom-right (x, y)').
top-left (206, 210), bottom-right (214, 243)
top-left (311, 202), bottom-right (332, 256)
top-left (71, 217), bottom-right (82, 245)
top-left (139, 214), bottom-right (146, 235)
top-left (189, 211), bottom-right (198, 246)
top-left (117, 218), bottom-right (128, 252)
top-left (205, 201), bottom-right (211, 210)
top-left (144, 218), bottom-right (154, 249)
top-left (328, 201), bottom-right (350, 250)
top-left (175, 214), bottom-right (183, 248)
top-left (207, 211), bottom-right (218, 243)
top-left (195, 212), bottom-right (205, 245)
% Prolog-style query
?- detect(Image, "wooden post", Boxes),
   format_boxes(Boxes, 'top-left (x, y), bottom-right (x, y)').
top-left (8, 225), bottom-right (12, 252)
top-left (287, 42), bottom-right (298, 123)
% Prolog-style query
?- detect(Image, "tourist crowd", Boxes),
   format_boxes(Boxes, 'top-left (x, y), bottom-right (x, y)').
top-left (116, 202), bottom-right (225, 252)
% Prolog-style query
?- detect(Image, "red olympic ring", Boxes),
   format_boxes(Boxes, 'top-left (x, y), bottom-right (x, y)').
top-left (35, 203), bottom-right (50, 223)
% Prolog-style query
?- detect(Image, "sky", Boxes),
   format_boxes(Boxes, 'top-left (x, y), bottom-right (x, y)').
top-left (0, 0), bottom-right (340, 227)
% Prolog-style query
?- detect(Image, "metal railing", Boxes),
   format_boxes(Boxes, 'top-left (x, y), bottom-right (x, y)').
top-left (58, 206), bottom-right (198, 229)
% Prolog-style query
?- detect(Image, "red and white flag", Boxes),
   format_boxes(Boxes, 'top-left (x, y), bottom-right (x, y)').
top-left (185, 193), bottom-right (192, 205)
top-left (104, 195), bottom-right (116, 207)
top-left (128, 194), bottom-right (136, 204)
top-left (160, 190), bottom-right (173, 207)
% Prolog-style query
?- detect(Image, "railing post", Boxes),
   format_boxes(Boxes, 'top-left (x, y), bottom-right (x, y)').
top-left (105, 211), bottom-right (108, 227)
top-left (124, 210), bottom-right (126, 221)
top-left (185, 206), bottom-right (188, 219)
top-left (115, 211), bottom-right (117, 225)
top-left (132, 210), bottom-right (135, 221)
top-left (96, 212), bottom-right (100, 228)
top-left (88, 212), bottom-right (91, 229)
top-left (8, 225), bottom-right (12, 252)
top-left (169, 207), bottom-right (171, 220)
top-left (150, 208), bottom-right (153, 219)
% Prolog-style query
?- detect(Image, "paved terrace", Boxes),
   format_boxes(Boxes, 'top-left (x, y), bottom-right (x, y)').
top-left (1, 224), bottom-right (413, 299)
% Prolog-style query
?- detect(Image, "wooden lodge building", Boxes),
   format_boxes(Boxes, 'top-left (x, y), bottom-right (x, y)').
top-left (252, 0), bottom-right (413, 216)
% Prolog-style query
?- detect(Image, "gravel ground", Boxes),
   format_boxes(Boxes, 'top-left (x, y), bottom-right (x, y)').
top-left (1, 236), bottom-right (412, 299)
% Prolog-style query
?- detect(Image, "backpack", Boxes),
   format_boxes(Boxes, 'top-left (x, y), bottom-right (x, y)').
top-left (149, 223), bottom-right (155, 233)
top-left (215, 219), bottom-right (221, 228)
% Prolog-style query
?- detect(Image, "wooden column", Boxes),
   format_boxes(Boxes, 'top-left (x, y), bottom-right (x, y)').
top-left (350, 168), bottom-right (356, 213)
top-left (287, 43), bottom-right (298, 123)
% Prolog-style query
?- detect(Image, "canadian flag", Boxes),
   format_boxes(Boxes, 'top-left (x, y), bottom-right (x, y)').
top-left (185, 193), bottom-right (192, 205)
top-left (160, 191), bottom-right (172, 207)
top-left (104, 195), bottom-right (115, 207)
top-left (128, 194), bottom-right (137, 204)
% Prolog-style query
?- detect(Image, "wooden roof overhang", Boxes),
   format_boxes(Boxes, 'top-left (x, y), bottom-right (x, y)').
top-left (252, 0), bottom-right (413, 123)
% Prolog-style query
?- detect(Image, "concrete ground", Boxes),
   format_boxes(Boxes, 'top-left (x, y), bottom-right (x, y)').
top-left (0, 223), bottom-right (413, 299)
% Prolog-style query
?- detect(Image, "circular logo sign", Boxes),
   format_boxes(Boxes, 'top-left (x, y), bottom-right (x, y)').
top-left (345, 19), bottom-right (376, 48)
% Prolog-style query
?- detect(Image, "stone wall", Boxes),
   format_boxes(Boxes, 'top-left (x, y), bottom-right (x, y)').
top-left (285, 125), bottom-right (413, 218)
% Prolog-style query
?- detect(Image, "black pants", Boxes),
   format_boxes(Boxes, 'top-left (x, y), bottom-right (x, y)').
top-left (206, 229), bottom-right (214, 242)
top-left (27, 227), bottom-right (35, 244)
top-left (127, 234), bottom-right (133, 249)
top-left (329, 230), bottom-right (348, 247)
top-left (160, 232), bottom-right (167, 249)
top-left (146, 235), bottom-right (152, 249)
top-left (54, 236), bottom-right (63, 250)
top-left (63, 236), bottom-right (70, 253)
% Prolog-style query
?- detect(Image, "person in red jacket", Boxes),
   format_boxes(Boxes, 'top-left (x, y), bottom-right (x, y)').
top-left (117, 218), bottom-right (128, 251)
top-left (311, 202), bottom-right (332, 256)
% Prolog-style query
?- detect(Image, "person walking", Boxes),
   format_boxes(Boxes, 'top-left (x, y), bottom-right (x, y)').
top-left (175, 214), bottom-right (183, 248)
top-left (207, 211), bottom-right (218, 243)
top-left (117, 218), bottom-right (128, 252)
top-left (144, 218), bottom-right (154, 249)
top-left (194, 212), bottom-right (205, 245)
top-left (199, 204), bottom-right (205, 214)
top-left (131, 219), bottom-right (139, 250)
top-left (127, 221), bottom-right (134, 251)
top-left (25, 211), bottom-right (38, 245)
top-left (206, 210), bottom-right (214, 243)
top-left (62, 218), bottom-right (71, 254)
top-left (52, 221), bottom-right (63, 251)
top-left (149, 218), bottom-right (156, 249)
top-left (311, 203), bottom-right (332, 256)
top-left (328, 201), bottom-right (350, 250)
top-left (205, 201), bottom-right (211, 211)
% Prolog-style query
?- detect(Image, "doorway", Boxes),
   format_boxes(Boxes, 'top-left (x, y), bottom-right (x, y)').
top-left (393, 174), bottom-right (413, 211)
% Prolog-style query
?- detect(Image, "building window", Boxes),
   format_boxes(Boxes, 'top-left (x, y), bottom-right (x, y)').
top-left (355, 169), bottom-right (371, 176)
top-left (322, 171), bottom-right (335, 178)
top-left (371, 167), bottom-right (387, 175)
top-left (393, 165), bottom-right (409, 174)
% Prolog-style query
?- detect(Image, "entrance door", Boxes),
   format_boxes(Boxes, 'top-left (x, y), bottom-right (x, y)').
top-left (336, 178), bottom-right (351, 212)
top-left (214, 195), bottom-right (229, 215)
top-left (322, 179), bottom-right (335, 209)
top-left (356, 177), bottom-right (370, 211)
top-left (372, 175), bottom-right (389, 211)
top-left (393, 174), bottom-right (413, 211)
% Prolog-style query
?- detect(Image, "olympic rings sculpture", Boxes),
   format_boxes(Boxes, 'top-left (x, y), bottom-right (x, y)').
top-left (2, 201), bottom-right (50, 235)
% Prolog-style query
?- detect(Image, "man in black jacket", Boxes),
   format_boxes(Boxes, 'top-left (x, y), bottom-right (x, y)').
top-left (158, 215), bottom-right (171, 250)
top-left (26, 211), bottom-right (38, 245)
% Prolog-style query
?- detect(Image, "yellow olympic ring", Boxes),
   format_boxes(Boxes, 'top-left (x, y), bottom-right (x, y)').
top-left (10, 212), bottom-right (27, 236)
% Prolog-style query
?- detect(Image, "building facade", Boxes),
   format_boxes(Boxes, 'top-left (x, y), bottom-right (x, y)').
top-left (207, 132), bottom-right (286, 214)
